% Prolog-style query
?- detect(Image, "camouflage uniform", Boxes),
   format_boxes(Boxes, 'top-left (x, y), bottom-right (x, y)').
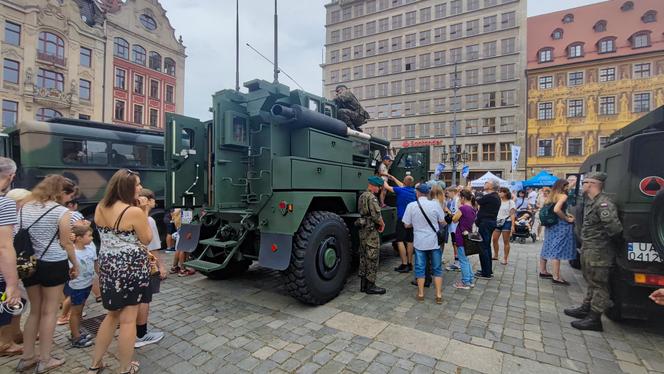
top-left (335, 91), bottom-right (369, 131)
top-left (358, 190), bottom-right (382, 283)
top-left (580, 192), bottom-right (623, 313)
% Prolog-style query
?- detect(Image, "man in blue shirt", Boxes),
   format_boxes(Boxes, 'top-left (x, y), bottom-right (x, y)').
top-left (383, 175), bottom-right (416, 273)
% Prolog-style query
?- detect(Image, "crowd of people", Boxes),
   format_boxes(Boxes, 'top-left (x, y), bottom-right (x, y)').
top-left (0, 158), bottom-right (179, 373)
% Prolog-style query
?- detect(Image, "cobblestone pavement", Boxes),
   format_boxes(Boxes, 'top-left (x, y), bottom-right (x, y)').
top-left (2, 241), bottom-right (664, 374)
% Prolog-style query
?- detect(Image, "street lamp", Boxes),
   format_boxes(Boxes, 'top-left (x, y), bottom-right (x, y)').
top-left (441, 148), bottom-right (470, 185)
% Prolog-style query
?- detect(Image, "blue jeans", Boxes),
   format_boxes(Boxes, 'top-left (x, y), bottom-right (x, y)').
top-left (478, 219), bottom-right (496, 277)
top-left (457, 246), bottom-right (473, 285)
top-left (414, 248), bottom-right (443, 278)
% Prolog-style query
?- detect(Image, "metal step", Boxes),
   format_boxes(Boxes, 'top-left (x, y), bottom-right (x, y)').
top-left (199, 239), bottom-right (238, 249)
top-left (184, 259), bottom-right (224, 273)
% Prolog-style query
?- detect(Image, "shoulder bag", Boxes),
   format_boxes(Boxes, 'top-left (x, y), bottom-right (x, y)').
top-left (416, 200), bottom-right (446, 246)
top-left (14, 205), bottom-right (61, 279)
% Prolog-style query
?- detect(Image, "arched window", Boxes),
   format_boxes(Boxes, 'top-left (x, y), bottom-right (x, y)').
top-left (139, 14), bottom-right (157, 30)
top-left (642, 10), bottom-right (657, 23)
top-left (114, 37), bottom-right (129, 59)
top-left (538, 48), bottom-right (553, 63)
top-left (551, 28), bottom-right (563, 40)
top-left (36, 68), bottom-right (64, 91)
top-left (567, 43), bottom-right (584, 58)
top-left (148, 51), bottom-right (161, 71)
top-left (562, 14), bottom-right (574, 24)
top-left (597, 37), bottom-right (617, 54)
top-left (36, 108), bottom-right (62, 121)
top-left (164, 58), bottom-right (176, 76)
top-left (132, 45), bottom-right (146, 65)
top-left (38, 32), bottom-right (65, 59)
top-left (621, 1), bottom-right (634, 12)
top-left (630, 31), bottom-right (651, 48)
top-left (593, 20), bottom-right (607, 32)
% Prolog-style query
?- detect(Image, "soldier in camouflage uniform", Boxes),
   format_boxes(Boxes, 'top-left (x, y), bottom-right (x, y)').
top-left (564, 172), bottom-right (623, 331)
top-left (334, 85), bottom-right (370, 132)
top-left (356, 176), bottom-right (386, 295)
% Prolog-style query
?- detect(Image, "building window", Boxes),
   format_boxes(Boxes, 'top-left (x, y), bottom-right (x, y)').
top-left (114, 37), bottom-right (129, 59)
top-left (450, 48), bottom-right (462, 63)
top-left (450, 23), bottom-right (462, 39)
top-left (567, 138), bottom-right (583, 156)
top-left (484, 41), bottom-right (497, 57)
top-left (133, 104), bottom-right (143, 124)
top-left (148, 109), bottom-right (159, 128)
top-left (482, 143), bottom-right (496, 161)
top-left (165, 85), bottom-right (175, 103)
top-left (149, 79), bottom-right (160, 99)
top-left (405, 124), bottom-right (416, 139)
top-left (466, 19), bottom-right (479, 36)
top-left (500, 116), bottom-right (515, 132)
top-left (538, 48), bottom-right (553, 63)
top-left (483, 92), bottom-right (496, 108)
top-left (633, 93), bottom-right (651, 113)
top-left (149, 52), bottom-right (162, 71)
top-left (3, 59), bottom-right (19, 84)
top-left (80, 47), bottom-right (92, 67)
top-left (568, 43), bottom-right (583, 58)
top-left (391, 125), bottom-right (402, 140)
top-left (114, 68), bottom-right (126, 90)
top-left (594, 20), bottom-right (607, 32)
top-left (404, 101), bottom-right (415, 116)
top-left (465, 119), bottom-right (478, 134)
top-left (466, 44), bottom-right (479, 60)
top-left (467, 0), bottom-right (480, 11)
top-left (621, 1), bottom-right (634, 11)
top-left (631, 32), bottom-right (651, 48)
top-left (501, 37), bottom-right (515, 54)
top-left (132, 45), bottom-right (146, 65)
top-left (500, 90), bottom-right (515, 106)
top-left (599, 136), bottom-right (609, 149)
top-left (598, 38), bottom-right (616, 53)
top-left (133, 74), bottom-right (144, 95)
top-left (420, 7), bottom-right (431, 22)
top-left (482, 117), bottom-right (496, 134)
top-left (114, 100), bottom-right (125, 121)
top-left (4, 21), bottom-right (20, 46)
top-left (538, 102), bottom-right (553, 120)
top-left (450, 0), bottom-right (462, 15)
top-left (483, 66), bottom-right (496, 83)
top-left (38, 32), bottom-right (65, 65)
top-left (35, 108), bottom-right (62, 121)
top-left (567, 99), bottom-right (584, 117)
top-left (419, 31), bottom-right (431, 46)
top-left (433, 97), bottom-right (445, 112)
top-left (599, 96), bottom-right (615, 115)
top-left (568, 71), bottom-right (584, 86)
top-left (378, 18), bottom-right (389, 33)
top-left (501, 64), bottom-right (515, 80)
top-left (539, 76), bottom-right (553, 89)
top-left (405, 11), bottom-right (416, 26)
top-left (466, 144), bottom-right (478, 161)
top-left (78, 114), bottom-right (91, 120)
top-left (633, 63), bottom-right (651, 79)
top-left (551, 28), bottom-right (563, 40)
top-left (419, 123), bottom-right (430, 138)
top-left (562, 14), bottom-right (574, 24)
top-left (79, 79), bottom-right (91, 101)
top-left (483, 15), bottom-right (497, 32)
top-left (499, 143), bottom-right (512, 161)
top-left (501, 11), bottom-right (515, 28)
top-left (329, 10), bottom-right (340, 23)
top-left (37, 68), bottom-right (64, 91)
top-left (466, 69), bottom-right (479, 85)
top-left (139, 14), bottom-right (158, 30)
top-left (642, 10), bottom-right (657, 23)
top-left (435, 3), bottom-right (446, 18)
top-left (538, 139), bottom-right (552, 156)
top-left (342, 6), bottom-right (352, 20)
top-left (599, 67), bottom-right (615, 82)
top-left (353, 24), bottom-right (363, 38)
top-left (2, 100), bottom-right (18, 127)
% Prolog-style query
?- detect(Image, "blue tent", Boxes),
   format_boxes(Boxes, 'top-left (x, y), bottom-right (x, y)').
top-left (522, 171), bottom-right (559, 188)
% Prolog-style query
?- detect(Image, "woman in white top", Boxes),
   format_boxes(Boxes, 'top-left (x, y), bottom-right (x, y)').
top-left (492, 187), bottom-right (516, 265)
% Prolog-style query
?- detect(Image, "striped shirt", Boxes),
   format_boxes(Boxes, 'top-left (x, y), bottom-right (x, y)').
top-left (19, 201), bottom-right (69, 262)
top-left (0, 197), bottom-right (18, 282)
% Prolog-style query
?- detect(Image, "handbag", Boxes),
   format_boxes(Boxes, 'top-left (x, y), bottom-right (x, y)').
top-left (462, 229), bottom-right (483, 256)
top-left (496, 218), bottom-right (506, 228)
top-left (14, 205), bottom-right (60, 279)
top-left (416, 199), bottom-right (446, 246)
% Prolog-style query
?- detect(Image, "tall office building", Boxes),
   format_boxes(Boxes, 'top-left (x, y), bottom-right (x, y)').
top-left (323, 0), bottom-right (526, 184)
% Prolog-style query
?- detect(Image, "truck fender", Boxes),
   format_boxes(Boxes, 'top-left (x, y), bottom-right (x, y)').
top-left (258, 233), bottom-right (293, 270)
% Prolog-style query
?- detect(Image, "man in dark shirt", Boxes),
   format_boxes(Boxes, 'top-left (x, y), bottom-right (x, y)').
top-left (383, 175), bottom-right (416, 272)
top-left (475, 179), bottom-right (501, 279)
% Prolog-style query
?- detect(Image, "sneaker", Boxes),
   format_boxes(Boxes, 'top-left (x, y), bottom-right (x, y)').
top-left (446, 263), bottom-right (461, 272)
top-left (178, 268), bottom-right (196, 277)
top-left (169, 266), bottom-right (180, 274)
top-left (453, 281), bottom-right (470, 290)
top-left (71, 336), bottom-right (93, 348)
top-left (408, 263), bottom-right (413, 271)
top-left (474, 271), bottom-right (493, 280)
top-left (135, 331), bottom-right (165, 348)
top-left (394, 264), bottom-right (410, 273)
top-left (164, 247), bottom-right (176, 253)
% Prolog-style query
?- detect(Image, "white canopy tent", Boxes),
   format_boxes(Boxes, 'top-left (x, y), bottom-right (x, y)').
top-left (470, 171), bottom-right (510, 188)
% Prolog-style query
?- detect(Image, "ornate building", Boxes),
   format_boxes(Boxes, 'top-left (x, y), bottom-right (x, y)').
top-left (0, 0), bottom-right (185, 130)
top-left (526, 0), bottom-right (664, 178)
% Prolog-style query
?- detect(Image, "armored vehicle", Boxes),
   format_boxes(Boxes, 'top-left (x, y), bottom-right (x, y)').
top-left (166, 80), bottom-right (428, 304)
top-left (579, 106), bottom-right (664, 320)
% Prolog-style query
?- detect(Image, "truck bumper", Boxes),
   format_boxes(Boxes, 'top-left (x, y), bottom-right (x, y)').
top-left (611, 265), bottom-right (664, 320)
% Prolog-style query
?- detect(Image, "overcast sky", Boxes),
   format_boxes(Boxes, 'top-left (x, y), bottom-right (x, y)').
top-left (160, 0), bottom-right (605, 120)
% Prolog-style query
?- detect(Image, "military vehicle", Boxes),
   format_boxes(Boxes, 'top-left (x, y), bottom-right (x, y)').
top-left (166, 80), bottom-right (428, 304)
top-left (1, 118), bottom-right (166, 222)
top-left (579, 106), bottom-right (664, 320)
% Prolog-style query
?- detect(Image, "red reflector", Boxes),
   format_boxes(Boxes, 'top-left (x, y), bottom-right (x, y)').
top-left (634, 273), bottom-right (664, 286)
top-left (271, 244), bottom-right (278, 252)
top-left (278, 201), bottom-right (287, 209)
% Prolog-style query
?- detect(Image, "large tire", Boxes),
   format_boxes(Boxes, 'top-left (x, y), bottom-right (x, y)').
top-left (284, 211), bottom-right (351, 305)
top-left (207, 259), bottom-right (252, 280)
top-left (650, 189), bottom-right (664, 257)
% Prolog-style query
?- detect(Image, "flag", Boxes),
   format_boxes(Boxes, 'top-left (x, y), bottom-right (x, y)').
top-left (435, 163), bottom-right (445, 177)
top-left (511, 145), bottom-right (521, 172)
top-left (461, 165), bottom-right (470, 178)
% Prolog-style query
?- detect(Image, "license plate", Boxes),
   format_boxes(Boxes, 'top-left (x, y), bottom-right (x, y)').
top-left (627, 242), bottom-right (662, 263)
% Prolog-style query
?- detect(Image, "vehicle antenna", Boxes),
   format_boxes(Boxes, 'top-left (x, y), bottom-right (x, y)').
top-left (245, 43), bottom-right (304, 90)
top-left (235, 0), bottom-right (240, 91)
top-left (273, 0), bottom-right (279, 84)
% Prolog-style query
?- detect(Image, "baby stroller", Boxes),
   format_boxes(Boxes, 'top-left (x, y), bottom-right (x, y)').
top-left (511, 210), bottom-right (537, 244)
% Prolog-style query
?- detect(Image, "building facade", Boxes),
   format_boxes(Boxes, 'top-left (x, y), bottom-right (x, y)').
top-left (323, 0), bottom-right (527, 184)
top-left (526, 0), bottom-right (664, 178)
top-left (0, 0), bottom-right (185, 130)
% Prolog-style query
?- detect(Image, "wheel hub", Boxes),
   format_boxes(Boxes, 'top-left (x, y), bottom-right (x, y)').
top-left (317, 237), bottom-right (340, 281)
top-left (323, 247), bottom-right (337, 269)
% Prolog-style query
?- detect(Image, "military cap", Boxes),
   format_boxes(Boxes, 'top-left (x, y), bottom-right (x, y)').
top-left (382, 155), bottom-right (393, 161)
top-left (416, 183), bottom-right (431, 194)
top-left (335, 84), bottom-right (348, 91)
top-left (585, 172), bottom-right (607, 182)
top-left (368, 176), bottom-right (384, 187)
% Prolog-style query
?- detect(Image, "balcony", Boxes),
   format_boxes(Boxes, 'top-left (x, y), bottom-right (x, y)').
top-left (37, 51), bottom-right (66, 67)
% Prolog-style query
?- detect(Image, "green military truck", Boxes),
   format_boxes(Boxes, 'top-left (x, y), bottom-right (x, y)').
top-left (579, 106), bottom-right (664, 320)
top-left (166, 80), bottom-right (428, 304)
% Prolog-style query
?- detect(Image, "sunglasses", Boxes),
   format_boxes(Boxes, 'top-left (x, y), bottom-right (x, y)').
top-left (126, 169), bottom-right (139, 176)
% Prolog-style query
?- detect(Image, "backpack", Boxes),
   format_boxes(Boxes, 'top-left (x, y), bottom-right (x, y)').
top-left (14, 205), bottom-right (60, 279)
top-left (539, 203), bottom-right (559, 227)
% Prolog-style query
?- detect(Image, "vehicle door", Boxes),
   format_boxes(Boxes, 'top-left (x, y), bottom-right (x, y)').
top-left (390, 146), bottom-right (430, 183)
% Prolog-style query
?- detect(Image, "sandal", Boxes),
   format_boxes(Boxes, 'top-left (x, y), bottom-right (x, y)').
top-left (95, 296), bottom-right (102, 303)
top-left (416, 294), bottom-right (424, 302)
top-left (87, 361), bottom-right (106, 374)
top-left (0, 342), bottom-right (22, 357)
top-left (120, 361), bottom-right (140, 374)
top-left (435, 296), bottom-right (443, 305)
top-left (15, 357), bottom-right (38, 372)
top-left (552, 278), bottom-right (570, 286)
top-left (35, 356), bottom-right (65, 374)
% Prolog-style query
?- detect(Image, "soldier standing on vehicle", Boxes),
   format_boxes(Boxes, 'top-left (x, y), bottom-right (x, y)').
top-left (564, 172), bottom-right (622, 331)
top-left (334, 85), bottom-right (369, 132)
top-left (357, 176), bottom-right (387, 295)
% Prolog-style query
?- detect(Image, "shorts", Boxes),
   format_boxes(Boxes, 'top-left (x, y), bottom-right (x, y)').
top-left (22, 260), bottom-right (70, 288)
top-left (395, 220), bottom-right (414, 243)
top-left (140, 275), bottom-right (161, 304)
top-left (495, 220), bottom-right (512, 232)
top-left (167, 222), bottom-right (177, 235)
top-left (64, 284), bottom-right (92, 306)
top-left (414, 248), bottom-right (443, 278)
top-left (449, 232), bottom-right (456, 245)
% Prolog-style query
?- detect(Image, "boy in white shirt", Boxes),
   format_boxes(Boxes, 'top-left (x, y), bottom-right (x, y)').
top-left (66, 224), bottom-right (97, 348)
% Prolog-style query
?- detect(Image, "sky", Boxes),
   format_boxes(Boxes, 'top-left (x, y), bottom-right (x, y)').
top-left (160, 0), bottom-right (606, 120)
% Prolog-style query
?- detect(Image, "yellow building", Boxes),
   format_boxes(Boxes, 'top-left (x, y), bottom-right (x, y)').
top-left (526, 0), bottom-right (664, 178)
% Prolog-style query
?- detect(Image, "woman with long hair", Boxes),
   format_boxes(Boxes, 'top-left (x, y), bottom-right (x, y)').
top-left (492, 187), bottom-right (516, 265)
top-left (539, 180), bottom-right (576, 285)
top-left (88, 169), bottom-right (152, 374)
top-left (17, 175), bottom-right (79, 373)
top-left (452, 190), bottom-right (477, 289)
